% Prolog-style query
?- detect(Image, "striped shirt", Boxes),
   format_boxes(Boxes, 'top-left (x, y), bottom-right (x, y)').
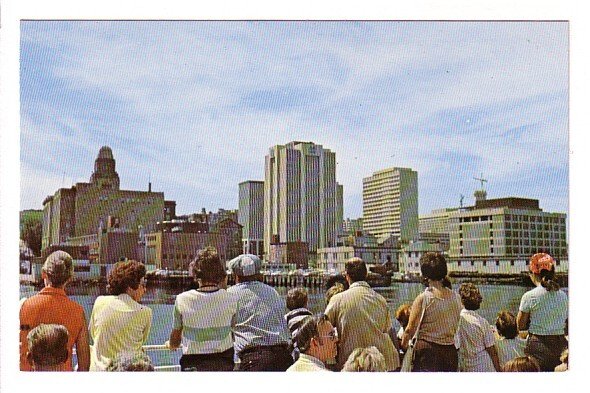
top-left (173, 289), bottom-right (239, 354)
top-left (284, 308), bottom-right (313, 338)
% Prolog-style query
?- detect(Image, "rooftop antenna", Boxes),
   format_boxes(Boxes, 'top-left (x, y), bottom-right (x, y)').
top-left (473, 173), bottom-right (488, 190)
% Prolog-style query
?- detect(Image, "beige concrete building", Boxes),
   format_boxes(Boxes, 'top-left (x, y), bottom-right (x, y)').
top-left (448, 197), bottom-right (568, 273)
top-left (264, 141), bottom-right (342, 254)
top-left (362, 167), bottom-right (418, 242)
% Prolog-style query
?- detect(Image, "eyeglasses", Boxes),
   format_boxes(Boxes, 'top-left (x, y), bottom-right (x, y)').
top-left (317, 328), bottom-right (338, 341)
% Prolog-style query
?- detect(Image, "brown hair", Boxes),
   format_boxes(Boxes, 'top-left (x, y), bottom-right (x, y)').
top-left (502, 356), bottom-right (541, 372)
top-left (189, 247), bottom-right (226, 284)
top-left (287, 287), bottom-right (308, 310)
top-left (107, 260), bottom-right (146, 295)
top-left (395, 303), bottom-right (412, 329)
top-left (345, 257), bottom-right (367, 282)
top-left (495, 310), bottom-right (518, 339)
top-left (27, 324), bottom-right (69, 368)
top-left (420, 253), bottom-right (451, 287)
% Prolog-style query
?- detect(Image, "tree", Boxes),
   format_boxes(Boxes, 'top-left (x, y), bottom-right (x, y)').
top-left (21, 220), bottom-right (42, 256)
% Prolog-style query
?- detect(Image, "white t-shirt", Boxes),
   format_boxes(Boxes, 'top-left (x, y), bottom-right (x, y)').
top-left (455, 309), bottom-right (496, 372)
top-left (173, 289), bottom-right (239, 355)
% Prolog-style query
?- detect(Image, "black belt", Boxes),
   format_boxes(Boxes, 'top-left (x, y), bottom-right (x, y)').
top-left (240, 343), bottom-right (289, 356)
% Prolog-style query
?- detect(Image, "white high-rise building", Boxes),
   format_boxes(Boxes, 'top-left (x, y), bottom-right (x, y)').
top-left (362, 167), bottom-right (418, 242)
top-left (238, 181), bottom-right (265, 257)
top-left (264, 141), bottom-right (341, 255)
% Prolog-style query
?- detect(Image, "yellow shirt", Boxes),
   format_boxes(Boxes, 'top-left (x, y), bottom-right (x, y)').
top-left (89, 294), bottom-right (152, 371)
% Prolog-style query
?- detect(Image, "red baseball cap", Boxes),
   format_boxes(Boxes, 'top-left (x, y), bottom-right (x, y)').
top-left (529, 253), bottom-right (555, 274)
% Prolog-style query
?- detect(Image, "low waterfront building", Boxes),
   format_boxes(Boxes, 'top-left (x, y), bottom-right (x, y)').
top-left (317, 234), bottom-right (399, 273)
top-left (398, 241), bottom-right (445, 274)
top-left (268, 241), bottom-right (309, 269)
top-left (448, 197), bottom-right (568, 274)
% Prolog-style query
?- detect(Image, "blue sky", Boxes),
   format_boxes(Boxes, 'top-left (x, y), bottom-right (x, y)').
top-left (20, 21), bottom-right (569, 218)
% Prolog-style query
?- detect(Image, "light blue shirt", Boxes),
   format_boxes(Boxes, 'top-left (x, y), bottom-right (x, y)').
top-left (519, 286), bottom-right (568, 335)
top-left (227, 281), bottom-right (291, 356)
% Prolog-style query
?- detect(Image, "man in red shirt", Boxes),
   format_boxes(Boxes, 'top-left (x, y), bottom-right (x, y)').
top-left (20, 251), bottom-right (90, 371)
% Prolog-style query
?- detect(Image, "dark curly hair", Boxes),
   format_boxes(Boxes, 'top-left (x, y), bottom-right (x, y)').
top-left (107, 260), bottom-right (146, 295)
top-left (189, 247), bottom-right (226, 284)
top-left (459, 282), bottom-right (483, 310)
top-left (420, 252), bottom-right (448, 282)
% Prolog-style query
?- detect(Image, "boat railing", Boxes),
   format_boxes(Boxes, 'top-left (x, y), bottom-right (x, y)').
top-left (73, 344), bottom-right (182, 371)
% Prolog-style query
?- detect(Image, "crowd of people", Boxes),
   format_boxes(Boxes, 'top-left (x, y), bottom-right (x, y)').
top-left (19, 249), bottom-right (568, 373)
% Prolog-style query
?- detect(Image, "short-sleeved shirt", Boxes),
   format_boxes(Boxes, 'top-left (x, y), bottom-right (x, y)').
top-left (227, 281), bottom-right (291, 356)
top-left (172, 289), bottom-right (239, 355)
top-left (519, 286), bottom-right (568, 335)
top-left (325, 281), bottom-right (399, 371)
top-left (455, 309), bottom-right (496, 372)
top-left (89, 294), bottom-right (152, 371)
top-left (496, 337), bottom-right (526, 366)
top-left (19, 287), bottom-right (87, 371)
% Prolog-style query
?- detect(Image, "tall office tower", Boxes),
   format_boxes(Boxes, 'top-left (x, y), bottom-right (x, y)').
top-left (362, 167), bottom-right (419, 242)
top-left (264, 141), bottom-right (341, 255)
top-left (238, 180), bottom-right (265, 256)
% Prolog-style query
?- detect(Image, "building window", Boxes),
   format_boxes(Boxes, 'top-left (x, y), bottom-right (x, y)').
top-left (483, 261), bottom-right (487, 267)
top-left (496, 260), bottom-right (500, 266)
top-left (458, 261), bottom-right (461, 266)
top-left (510, 260), bottom-right (515, 266)
top-left (471, 261), bottom-right (474, 266)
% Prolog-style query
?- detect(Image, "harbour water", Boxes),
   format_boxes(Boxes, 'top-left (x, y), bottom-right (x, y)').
top-left (19, 281), bottom-right (551, 368)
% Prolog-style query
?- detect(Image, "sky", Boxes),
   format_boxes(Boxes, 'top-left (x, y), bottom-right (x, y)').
top-left (20, 21), bottom-right (569, 218)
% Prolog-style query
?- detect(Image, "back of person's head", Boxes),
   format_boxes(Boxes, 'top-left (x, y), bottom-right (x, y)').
top-left (287, 287), bottom-right (308, 310)
top-left (107, 259), bottom-right (146, 295)
top-left (189, 247), bottom-right (226, 284)
top-left (502, 356), bottom-right (541, 372)
top-left (395, 303), bottom-right (412, 329)
top-left (325, 274), bottom-right (349, 290)
top-left (529, 253), bottom-right (560, 291)
top-left (345, 257), bottom-right (367, 282)
top-left (342, 346), bottom-right (387, 372)
top-left (106, 351), bottom-right (155, 371)
top-left (459, 282), bottom-right (483, 311)
top-left (294, 314), bottom-right (328, 354)
top-left (325, 283), bottom-right (345, 305)
top-left (495, 310), bottom-right (518, 339)
top-left (420, 252), bottom-right (448, 282)
top-left (27, 324), bottom-right (69, 370)
top-left (42, 251), bottom-right (74, 287)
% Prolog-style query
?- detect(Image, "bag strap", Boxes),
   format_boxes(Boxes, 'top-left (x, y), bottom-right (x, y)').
top-left (410, 291), bottom-right (431, 343)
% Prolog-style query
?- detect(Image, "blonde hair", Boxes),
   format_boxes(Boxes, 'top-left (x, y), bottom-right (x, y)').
top-left (342, 346), bottom-right (387, 372)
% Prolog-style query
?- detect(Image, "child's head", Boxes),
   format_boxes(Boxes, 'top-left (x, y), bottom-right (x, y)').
top-left (286, 287), bottom-right (308, 311)
top-left (325, 283), bottom-right (345, 305)
top-left (495, 310), bottom-right (518, 339)
top-left (459, 282), bottom-right (483, 311)
top-left (502, 356), bottom-right (541, 372)
top-left (395, 303), bottom-right (412, 329)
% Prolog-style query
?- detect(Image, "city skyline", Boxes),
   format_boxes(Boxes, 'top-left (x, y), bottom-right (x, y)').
top-left (20, 21), bottom-right (568, 218)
